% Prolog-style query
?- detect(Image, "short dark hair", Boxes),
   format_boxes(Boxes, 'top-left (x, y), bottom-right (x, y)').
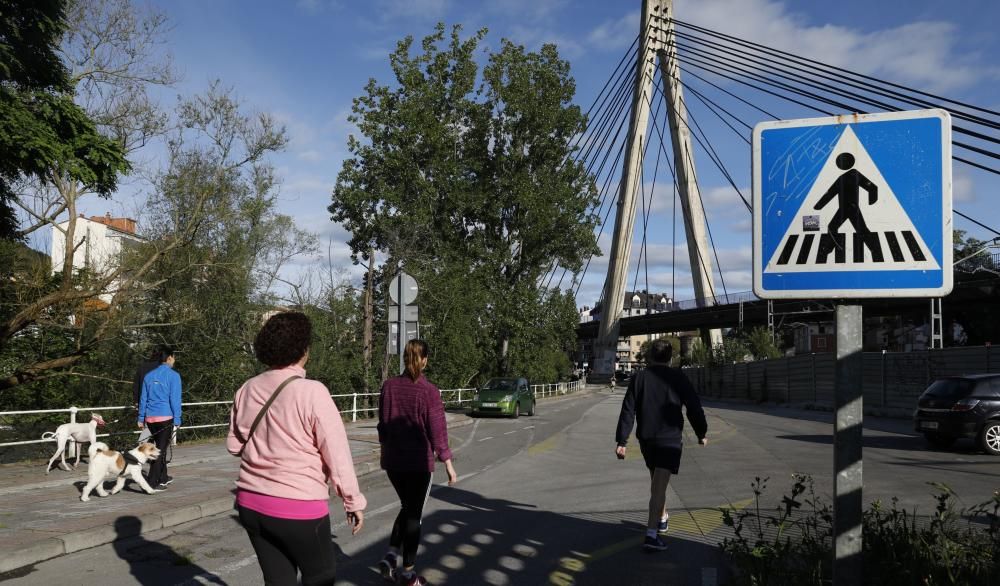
top-left (254, 312), bottom-right (311, 368)
top-left (158, 346), bottom-right (174, 363)
top-left (648, 338), bottom-right (673, 364)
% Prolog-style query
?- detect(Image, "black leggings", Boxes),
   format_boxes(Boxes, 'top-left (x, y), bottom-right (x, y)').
top-left (145, 418), bottom-right (173, 486)
top-left (387, 470), bottom-right (433, 568)
top-left (237, 506), bottom-right (337, 586)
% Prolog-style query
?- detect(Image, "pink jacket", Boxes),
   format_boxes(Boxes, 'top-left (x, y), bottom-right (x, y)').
top-left (227, 365), bottom-right (366, 513)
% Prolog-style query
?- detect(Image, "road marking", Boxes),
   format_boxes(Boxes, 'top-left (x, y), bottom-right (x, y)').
top-left (669, 499), bottom-right (754, 536)
top-left (528, 432), bottom-right (565, 455)
top-left (504, 430), bottom-right (518, 435)
top-left (454, 420), bottom-right (482, 451)
top-left (523, 426), bottom-right (535, 430)
top-left (478, 436), bottom-right (494, 442)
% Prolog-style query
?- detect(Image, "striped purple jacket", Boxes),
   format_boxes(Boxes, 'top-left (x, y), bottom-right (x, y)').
top-left (377, 374), bottom-right (453, 472)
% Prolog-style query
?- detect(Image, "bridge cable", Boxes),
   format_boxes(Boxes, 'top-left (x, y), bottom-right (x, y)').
top-left (542, 66), bottom-right (637, 289)
top-left (649, 74), bottom-right (752, 213)
top-left (641, 79), bottom-right (726, 300)
top-left (675, 52), bottom-right (1000, 175)
top-left (665, 27), bottom-right (1000, 136)
top-left (669, 37), bottom-right (1000, 159)
top-left (664, 17), bottom-right (1000, 121)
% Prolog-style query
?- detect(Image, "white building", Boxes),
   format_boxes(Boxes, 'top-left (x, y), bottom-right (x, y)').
top-left (50, 213), bottom-right (143, 301)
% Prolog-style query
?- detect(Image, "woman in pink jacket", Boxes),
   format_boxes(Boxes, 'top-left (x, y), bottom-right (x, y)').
top-left (228, 311), bottom-right (366, 585)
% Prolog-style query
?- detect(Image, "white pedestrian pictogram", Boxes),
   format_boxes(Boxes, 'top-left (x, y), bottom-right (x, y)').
top-left (764, 126), bottom-right (938, 273)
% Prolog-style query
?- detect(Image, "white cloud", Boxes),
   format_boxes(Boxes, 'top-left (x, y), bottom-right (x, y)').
top-left (675, 0), bottom-right (996, 93)
top-left (585, 1), bottom-right (997, 93)
top-left (953, 167), bottom-right (975, 203)
top-left (587, 11), bottom-right (639, 51)
top-left (376, 0), bottom-right (449, 22)
top-left (508, 25), bottom-right (585, 59)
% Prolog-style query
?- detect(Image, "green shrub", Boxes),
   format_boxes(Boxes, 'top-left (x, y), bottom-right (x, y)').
top-left (720, 476), bottom-right (1000, 585)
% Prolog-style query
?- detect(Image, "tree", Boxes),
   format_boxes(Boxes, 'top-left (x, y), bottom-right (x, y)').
top-left (330, 24), bottom-right (599, 383)
top-left (0, 0), bottom-right (128, 240)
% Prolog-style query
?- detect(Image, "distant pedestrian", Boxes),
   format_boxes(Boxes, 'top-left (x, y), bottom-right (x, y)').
top-left (228, 311), bottom-right (366, 586)
top-left (377, 339), bottom-right (458, 585)
top-left (137, 346), bottom-right (181, 491)
top-left (132, 347), bottom-right (164, 444)
top-left (614, 338), bottom-right (708, 551)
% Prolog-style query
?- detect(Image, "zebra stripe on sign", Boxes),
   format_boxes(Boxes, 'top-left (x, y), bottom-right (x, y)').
top-left (764, 126), bottom-right (939, 274)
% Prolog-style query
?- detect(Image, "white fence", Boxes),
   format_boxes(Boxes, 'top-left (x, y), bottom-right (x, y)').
top-left (0, 381), bottom-right (583, 450)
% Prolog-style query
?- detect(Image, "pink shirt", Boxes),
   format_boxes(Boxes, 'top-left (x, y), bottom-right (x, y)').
top-left (236, 488), bottom-right (328, 520)
top-left (145, 415), bottom-right (172, 423)
top-left (226, 366), bottom-right (367, 513)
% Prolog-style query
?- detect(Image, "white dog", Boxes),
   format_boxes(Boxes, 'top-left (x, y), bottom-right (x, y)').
top-left (44, 413), bottom-right (106, 473)
top-left (80, 441), bottom-right (161, 501)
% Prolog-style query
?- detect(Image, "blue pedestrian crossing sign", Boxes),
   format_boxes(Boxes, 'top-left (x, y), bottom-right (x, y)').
top-left (753, 109), bottom-right (952, 299)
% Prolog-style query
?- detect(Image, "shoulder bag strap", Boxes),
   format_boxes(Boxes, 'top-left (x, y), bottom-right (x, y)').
top-left (235, 375), bottom-right (301, 457)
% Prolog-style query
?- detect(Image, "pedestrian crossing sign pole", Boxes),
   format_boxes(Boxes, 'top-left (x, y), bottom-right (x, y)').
top-left (752, 108), bottom-right (952, 586)
top-left (753, 109), bottom-right (952, 299)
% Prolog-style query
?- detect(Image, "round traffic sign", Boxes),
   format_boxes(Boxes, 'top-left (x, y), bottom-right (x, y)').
top-left (389, 272), bottom-right (418, 305)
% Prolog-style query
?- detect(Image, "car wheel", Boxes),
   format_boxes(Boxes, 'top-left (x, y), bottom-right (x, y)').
top-left (527, 399), bottom-right (535, 416)
top-left (513, 402), bottom-right (520, 419)
top-left (923, 431), bottom-right (956, 449)
top-left (980, 421), bottom-right (1000, 455)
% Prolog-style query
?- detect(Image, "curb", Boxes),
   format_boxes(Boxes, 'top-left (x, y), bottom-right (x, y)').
top-left (0, 417), bottom-right (477, 576)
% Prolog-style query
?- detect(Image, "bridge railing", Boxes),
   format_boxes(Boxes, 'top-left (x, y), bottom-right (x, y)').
top-left (0, 380), bottom-right (583, 450)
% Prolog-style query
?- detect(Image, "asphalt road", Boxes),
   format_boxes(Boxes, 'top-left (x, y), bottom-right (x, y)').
top-left (5, 392), bottom-right (997, 586)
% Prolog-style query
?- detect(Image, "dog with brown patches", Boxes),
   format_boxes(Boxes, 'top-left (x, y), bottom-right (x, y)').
top-left (80, 441), bottom-right (161, 501)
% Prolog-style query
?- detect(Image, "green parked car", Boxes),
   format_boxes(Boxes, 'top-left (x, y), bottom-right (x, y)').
top-left (470, 377), bottom-right (536, 418)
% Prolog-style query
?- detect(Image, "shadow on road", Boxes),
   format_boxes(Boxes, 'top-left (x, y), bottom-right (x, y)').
top-left (111, 516), bottom-right (225, 585)
top-left (332, 486), bottom-right (729, 585)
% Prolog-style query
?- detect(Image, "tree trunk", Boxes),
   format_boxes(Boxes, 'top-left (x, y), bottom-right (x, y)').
top-left (362, 249), bottom-right (374, 393)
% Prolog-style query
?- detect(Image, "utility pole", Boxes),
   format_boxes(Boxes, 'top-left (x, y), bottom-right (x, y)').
top-left (594, 0), bottom-right (721, 378)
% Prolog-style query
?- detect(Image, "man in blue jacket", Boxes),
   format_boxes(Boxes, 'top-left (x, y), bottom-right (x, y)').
top-left (615, 338), bottom-right (708, 551)
top-left (138, 346), bottom-right (182, 490)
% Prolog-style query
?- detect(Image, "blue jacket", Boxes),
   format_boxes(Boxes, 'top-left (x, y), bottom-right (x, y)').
top-left (138, 364), bottom-right (182, 426)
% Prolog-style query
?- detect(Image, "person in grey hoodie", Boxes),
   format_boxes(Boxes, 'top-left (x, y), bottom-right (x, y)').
top-left (615, 338), bottom-right (708, 551)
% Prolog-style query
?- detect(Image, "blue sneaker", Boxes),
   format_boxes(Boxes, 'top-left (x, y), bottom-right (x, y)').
top-left (643, 535), bottom-right (668, 551)
top-left (658, 517), bottom-right (669, 535)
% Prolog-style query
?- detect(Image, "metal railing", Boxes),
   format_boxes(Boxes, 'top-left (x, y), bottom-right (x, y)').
top-left (0, 380), bottom-right (583, 449)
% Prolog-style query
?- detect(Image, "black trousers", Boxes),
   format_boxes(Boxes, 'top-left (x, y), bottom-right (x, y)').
top-left (387, 469), bottom-right (433, 568)
top-left (145, 418), bottom-right (173, 486)
top-left (238, 506), bottom-right (337, 586)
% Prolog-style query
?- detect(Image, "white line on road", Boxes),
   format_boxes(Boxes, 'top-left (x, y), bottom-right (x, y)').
top-left (504, 430), bottom-right (518, 435)
top-left (478, 436), bottom-right (494, 442)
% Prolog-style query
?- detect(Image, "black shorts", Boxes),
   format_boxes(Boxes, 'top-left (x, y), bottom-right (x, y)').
top-left (639, 442), bottom-right (682, 474)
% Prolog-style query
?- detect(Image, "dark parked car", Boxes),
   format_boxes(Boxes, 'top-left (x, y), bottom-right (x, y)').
top-left (913, 374), bottom-right (1000, 455)
top-left (470, 377), bottom-right (535, 418)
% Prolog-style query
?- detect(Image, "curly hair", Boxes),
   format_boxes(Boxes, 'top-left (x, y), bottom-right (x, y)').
top-left (254, 311), bottom-right (312, 368)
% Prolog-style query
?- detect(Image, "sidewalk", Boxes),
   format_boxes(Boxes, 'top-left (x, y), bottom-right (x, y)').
top-left (0, 412), bottom-right (475, 575)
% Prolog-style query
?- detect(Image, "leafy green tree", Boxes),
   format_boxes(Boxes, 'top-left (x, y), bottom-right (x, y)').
top-left (0, 0), bottom-right (128, 240)
top-left (330, 24), bottom-right (598, 383)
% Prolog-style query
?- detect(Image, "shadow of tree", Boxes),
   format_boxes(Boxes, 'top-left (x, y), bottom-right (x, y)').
top-left (332, 486), bottom-right (730, 585)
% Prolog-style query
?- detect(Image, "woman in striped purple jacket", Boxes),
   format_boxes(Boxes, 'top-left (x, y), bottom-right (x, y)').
top-left (376, 339), bottom-right (458, 585)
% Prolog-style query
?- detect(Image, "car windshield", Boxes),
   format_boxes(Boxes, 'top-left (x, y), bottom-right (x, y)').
top-left (483, 379), bottom-right (517, 391)
top-left (923, 378), bottom-right (976, 399)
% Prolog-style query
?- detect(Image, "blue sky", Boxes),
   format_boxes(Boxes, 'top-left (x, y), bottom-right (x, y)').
top-left (72, 0), bottom-right (1000, 307)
